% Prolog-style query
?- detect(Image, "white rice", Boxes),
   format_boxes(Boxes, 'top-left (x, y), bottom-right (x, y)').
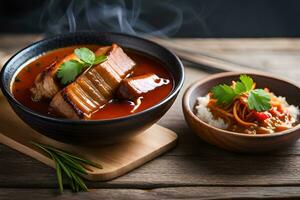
top-left (277, 96), bottom-right (300, 120)
top-left (195, 95), bottom-right (299, 130)
top-left (195, 95), bottom-right (228, 129)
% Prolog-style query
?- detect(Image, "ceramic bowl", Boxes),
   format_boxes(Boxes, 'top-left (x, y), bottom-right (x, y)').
top-left (0, 32), bottom-right (184, 145)
top-left (182, 72), bottom-right (300, 152)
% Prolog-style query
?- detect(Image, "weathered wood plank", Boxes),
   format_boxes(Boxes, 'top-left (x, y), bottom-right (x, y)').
top-left (1, 187), bottom-right (300, 200)
top-left (1, 65), bottom-right (300, 188)
top-left (2, 145), bottom-right (300, 188)
top-left (152, 38), bottom-right (300, 80)
top-left (1, 36), bottom-right (300, 200)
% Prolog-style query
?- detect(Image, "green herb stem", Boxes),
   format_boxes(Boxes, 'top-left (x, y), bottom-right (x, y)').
top-left (31, 141), bottom-right (102, 193)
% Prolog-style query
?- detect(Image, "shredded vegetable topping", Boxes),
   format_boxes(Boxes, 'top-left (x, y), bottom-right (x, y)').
top-left (199, 75), bottom-right (300, 134)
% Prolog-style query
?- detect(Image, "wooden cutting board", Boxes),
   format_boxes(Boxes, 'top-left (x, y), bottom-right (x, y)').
top-left (0, 95), bottom-right (177, 181)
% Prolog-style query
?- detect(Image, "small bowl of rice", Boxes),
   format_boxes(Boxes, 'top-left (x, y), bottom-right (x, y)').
top-left (182, 72), bottom-right (300, 153)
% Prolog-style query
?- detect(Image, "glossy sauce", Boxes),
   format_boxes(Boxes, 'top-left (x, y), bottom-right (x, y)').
top-left (12, 45), bottom-right (174, 120)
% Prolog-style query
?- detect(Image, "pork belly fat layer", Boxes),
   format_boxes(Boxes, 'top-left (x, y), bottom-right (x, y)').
top-left (30, 53), bottom-right (79, 101)
top-left (117, 73), bottom-right (170, 100)
top-left (50, 88), bottom-right (81, 119)
top-left (50, 44), bottom-right (136, 119)
top-left (30, 46), bottom-right (111, 101)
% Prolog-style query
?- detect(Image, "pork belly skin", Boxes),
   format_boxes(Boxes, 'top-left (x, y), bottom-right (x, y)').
top-left (50, 44), bottom-right (136, 119)
top-left (30, 46), bottom-right (111, 101)
top-left (117, 73), bottom-right (169, 100)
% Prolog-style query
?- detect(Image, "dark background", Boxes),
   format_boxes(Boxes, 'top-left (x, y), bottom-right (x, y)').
top-left (1, 0), bottom-right (300, 37)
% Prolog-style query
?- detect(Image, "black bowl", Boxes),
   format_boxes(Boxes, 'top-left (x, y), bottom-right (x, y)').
top-left (0, 32), bottom-right (184, 145)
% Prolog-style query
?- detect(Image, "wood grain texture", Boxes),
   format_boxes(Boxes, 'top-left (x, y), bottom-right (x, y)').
top-left (2, 143), bottom-right (300, 188)
top-left (151, 37), bottom-right (300, 81)
top-left (1, 35), bottom-right (300, 199)
top-left (2, 187), bottom-right (300, 200)
top-left (0, 96), bottom-right (177, 181)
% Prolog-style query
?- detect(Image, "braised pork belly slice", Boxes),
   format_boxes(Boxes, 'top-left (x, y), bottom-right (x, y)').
top-left (30, 46), bottom-right (111, 101)
top-left (50, 44), bottom-right (136, 119)
top-left (117, 73), bottom-right (170, 100)
top-left (30, 53), bottom-right (78, 101)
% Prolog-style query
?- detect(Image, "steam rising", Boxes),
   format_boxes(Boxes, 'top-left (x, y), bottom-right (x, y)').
top-left (40, 0), bottom-right (186, 36)
top-left (39, 0), bottom-right (210, 37)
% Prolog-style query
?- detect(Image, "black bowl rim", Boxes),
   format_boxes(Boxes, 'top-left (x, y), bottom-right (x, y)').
top-left (183, 71), bottom-right (300, 138)
top-left (0, 31), bottom-right (184, 124)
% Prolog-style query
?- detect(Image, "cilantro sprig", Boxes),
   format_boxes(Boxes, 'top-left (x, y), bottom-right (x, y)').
top-left (211, 75), bottom-right (271, 112)
top-left (57, 47), bottom-right (107, 85)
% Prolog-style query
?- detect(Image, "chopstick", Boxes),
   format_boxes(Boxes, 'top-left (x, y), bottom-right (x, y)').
top-left (149, 37), bottom-right (262, 73)
top-left (171, 48), bottom-right (261, 73)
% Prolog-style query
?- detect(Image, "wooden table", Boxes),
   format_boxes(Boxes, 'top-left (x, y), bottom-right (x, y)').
top-left (1, 35), bottom-right (300, 199)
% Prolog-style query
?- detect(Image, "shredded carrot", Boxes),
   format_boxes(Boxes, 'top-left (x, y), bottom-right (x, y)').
top-left (208, 104), bottom-right (234, 118)
top-left (233, 101), bottom-right (257, 127)
top-left (206, 80), bottom-right (296, 134)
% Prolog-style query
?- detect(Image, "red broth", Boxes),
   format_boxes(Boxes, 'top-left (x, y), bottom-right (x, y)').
top-left (12, 45), bottom-right (174, 120)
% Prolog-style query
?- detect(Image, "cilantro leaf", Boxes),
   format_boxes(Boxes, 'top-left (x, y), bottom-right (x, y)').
top-left (240, 74), bottom-right (254, 91)
top-left (210, 75), bottom-right (270, 112)
top-left (57, 60), bottom-right (84, 85)
top-left (75, 48), bottom-right (95, 65)
top-left (94, 55), bottom-right (108, 65)
top-left (57, 47), bottom-right (107, 85)
top-left (211, 84), bottom-right (236, 105)
top-left (248, 89), bottom-right (271, 111)
top-left (234, 74), bottom-right (254, 94)
top-left (234, 81), bottom-right (247, 94)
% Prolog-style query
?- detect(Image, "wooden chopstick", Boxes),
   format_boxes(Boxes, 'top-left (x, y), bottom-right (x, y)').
top-left (149, 37), bottom-right (262, 73)
top-left (171, 48), bottom-right (261, 73)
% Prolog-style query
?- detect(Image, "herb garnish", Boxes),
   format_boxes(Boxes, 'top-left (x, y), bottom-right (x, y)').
top-left (211, 75), bottom-right (271, 112)
top-left (32, 142), bottom-right (102, 193)
top-left (248, 89), bottom-right (271, 111)
top-left (57, 47), bottom-right (107, 85)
